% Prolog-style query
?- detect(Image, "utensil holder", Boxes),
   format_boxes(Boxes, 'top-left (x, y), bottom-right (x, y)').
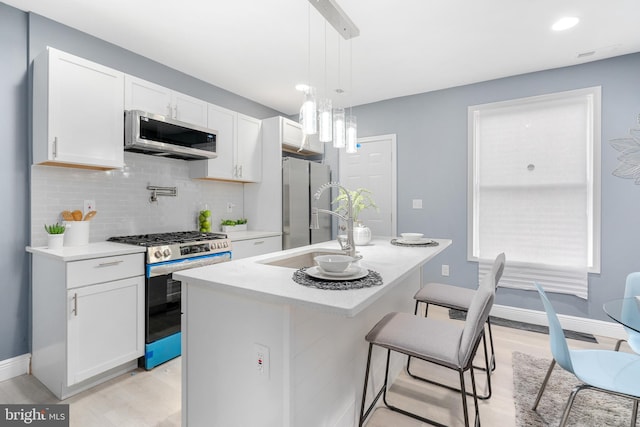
top-left (63, 221), bottom-right (90, 246)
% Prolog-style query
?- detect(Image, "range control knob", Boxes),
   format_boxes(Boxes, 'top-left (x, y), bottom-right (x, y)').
top-left (223, 241), bottom-right (229, 248)
top-left (154, 250), bottom-right (162, 259)
top-left (163, 248), bottom-right (171, 258)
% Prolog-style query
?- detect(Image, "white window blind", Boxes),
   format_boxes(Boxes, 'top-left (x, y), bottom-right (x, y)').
top-left (468, 87), bottom-right (601, 299)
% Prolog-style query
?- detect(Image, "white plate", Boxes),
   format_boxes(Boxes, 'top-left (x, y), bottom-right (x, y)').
top-left (306, 266), bottom-right (369, 281)
top-left (396, 238), bottom-right (434, 245)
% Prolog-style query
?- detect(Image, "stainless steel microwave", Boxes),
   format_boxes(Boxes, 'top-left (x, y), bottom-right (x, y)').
top-left (124, 110), bottom-right (217, 160)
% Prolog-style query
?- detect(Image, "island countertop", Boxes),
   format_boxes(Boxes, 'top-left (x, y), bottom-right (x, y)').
top-left (173, 237), bottom-right (451, 317)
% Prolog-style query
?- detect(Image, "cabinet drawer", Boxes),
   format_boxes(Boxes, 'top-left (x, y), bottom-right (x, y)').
top-left (232, 236), bottom-right (281, 260)
top-left (67, 253), bottom-right (144, 288)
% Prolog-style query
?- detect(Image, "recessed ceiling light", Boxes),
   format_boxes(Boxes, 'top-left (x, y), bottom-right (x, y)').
top-left (552, 16), bottom-right (579, 31)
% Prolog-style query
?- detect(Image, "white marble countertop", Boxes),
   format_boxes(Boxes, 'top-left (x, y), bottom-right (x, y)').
top-left (174, 237), bottom-right (451, 317)
top-left (26, 241), bottom-right (146, 262)
top-left (225, 230), bottom-right (282, 241)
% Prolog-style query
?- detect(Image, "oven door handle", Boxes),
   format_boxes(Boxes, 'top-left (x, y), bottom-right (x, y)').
top-left (147, 253), bottom-right (231, 278)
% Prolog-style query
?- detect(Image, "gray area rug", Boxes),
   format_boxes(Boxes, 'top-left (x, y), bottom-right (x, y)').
top-left (512, 351), bottom-right (635, 426)
top-left (449, 309), bottom-right (597, 343)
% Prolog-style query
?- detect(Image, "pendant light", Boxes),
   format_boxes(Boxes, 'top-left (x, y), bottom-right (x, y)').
top-left (345, 39), bottom-right (358, 153)
top-left (318, 22), bottom-right (333, 142)
top-left (333, 107), bottom-right (346, 148)
top-left (299, 4), bottom-right (317, 136)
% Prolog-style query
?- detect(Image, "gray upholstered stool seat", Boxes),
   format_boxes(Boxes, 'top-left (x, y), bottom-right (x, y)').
top-left (414, 282), bottom-right (475, 312)
top-left (366, 312), bottom-right (464, 367)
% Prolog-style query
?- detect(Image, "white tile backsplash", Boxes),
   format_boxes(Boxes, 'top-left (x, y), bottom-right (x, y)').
top-left (31, 152), bottom-right (244, 246)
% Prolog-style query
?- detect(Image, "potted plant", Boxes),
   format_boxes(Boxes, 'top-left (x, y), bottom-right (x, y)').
top-left (220, 218), bottom-right (248, 232)
top-left (333, 188), bottom-right (379, 245)
top-left (44, 223), bottom-right (66, 249)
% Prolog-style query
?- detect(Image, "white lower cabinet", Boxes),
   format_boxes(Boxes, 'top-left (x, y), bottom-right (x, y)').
top-left (67, 277), bottom-right (144, 386)
top-left (31, 251), bottom-right (144, 399)
top-left (231, 236), bottom-right (281, 260)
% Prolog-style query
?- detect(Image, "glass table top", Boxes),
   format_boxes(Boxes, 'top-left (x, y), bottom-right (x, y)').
top-left (603, 297), bottom-right (640, 333)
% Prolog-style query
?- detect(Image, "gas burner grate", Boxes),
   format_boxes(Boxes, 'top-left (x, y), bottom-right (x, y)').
top-left (108, 231), bottom-right (227, 246)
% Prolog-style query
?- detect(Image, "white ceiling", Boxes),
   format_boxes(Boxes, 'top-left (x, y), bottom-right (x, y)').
top-left (5, 0), bottom-right (640, 115)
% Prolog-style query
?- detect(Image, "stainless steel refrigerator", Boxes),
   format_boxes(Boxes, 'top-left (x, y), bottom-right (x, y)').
top-left (282, 157), bottom-right (331, 249)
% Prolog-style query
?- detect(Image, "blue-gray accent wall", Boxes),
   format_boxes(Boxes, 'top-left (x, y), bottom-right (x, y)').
top-left (0, 2), bottom-right (29, 361)
top-left (348, 53), bottom-right (640, 321)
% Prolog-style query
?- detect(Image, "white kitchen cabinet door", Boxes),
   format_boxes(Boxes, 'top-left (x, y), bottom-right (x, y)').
top-left (236, 114), bottom-right (262, 182)
top-left (124, 75), bottom-right (172, 117)
top-left (281, 117), bottom-right (323, 155)
top-left (231, 236), bottom-right (281, 260)
top-left (67, 276), bottom-right (144, 386)
top-left (190, 105), bottom-right (262, 182)
top-left (33, 47), bottom-right (124, 170)
top-left (190, 104), bottom-right (236, 180)
top-left (125, 75), bottom-right (207, 127)
top-left (172, 92), bottom-right (208, 127)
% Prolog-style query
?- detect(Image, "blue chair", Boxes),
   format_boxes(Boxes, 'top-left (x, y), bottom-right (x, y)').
top-left (533, 283), bottom-right (640, 426)
top-left (614, 272), bottom-right (640, 353)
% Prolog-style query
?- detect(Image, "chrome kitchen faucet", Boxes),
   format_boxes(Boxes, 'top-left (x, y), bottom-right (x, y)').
top-left (310, 182), bottom-right (356, 258)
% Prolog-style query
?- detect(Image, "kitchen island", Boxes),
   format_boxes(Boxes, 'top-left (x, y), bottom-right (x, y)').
top-left (174, 237), bottom-right (451, 427)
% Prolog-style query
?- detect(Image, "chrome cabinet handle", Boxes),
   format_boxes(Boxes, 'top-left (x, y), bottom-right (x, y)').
top-left (73, 293), bottom-right (78, 316)
top-left (96, 260), bottom-right (124, 268)
top-left (254, 240), bottom-right (264, 245)
top-left (52, 137), bottom-right (58, 158)
top-left (239, 165), bottom-right (243, 177)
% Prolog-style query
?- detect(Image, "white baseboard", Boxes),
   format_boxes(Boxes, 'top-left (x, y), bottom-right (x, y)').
top-left (0, 353), bottom-right (31, 382)
top-left (491, 304), bottom-right (626, 340)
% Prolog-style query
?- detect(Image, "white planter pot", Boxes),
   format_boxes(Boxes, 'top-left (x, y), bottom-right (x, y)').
top-left (353, 224), bottom-right (372, 246)
top-left (47, 233), bottom-right (64, 250)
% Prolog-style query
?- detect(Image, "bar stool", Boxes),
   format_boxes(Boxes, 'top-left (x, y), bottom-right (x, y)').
top-left (358, 268), bottom-right (496, 427)
top-left (410, 253), bottom-right (505, 382)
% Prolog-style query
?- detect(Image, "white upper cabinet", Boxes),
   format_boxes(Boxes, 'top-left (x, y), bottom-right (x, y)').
top-left (124, 75), bottom-right (207, 127)
top-left (190, 104), bottom-right (262, 182)
top-left (236, 114), bottom-right (262, 182)
top-left (281, 117), bottom-right (324, 155)
top-left (32, 47), bottom-right (125, 170)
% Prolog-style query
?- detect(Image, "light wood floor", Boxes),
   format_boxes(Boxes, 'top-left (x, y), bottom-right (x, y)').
top-left (0, 306), bottom-right (622, 426)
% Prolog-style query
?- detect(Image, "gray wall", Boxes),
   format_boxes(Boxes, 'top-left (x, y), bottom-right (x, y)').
top-left (0, 3), bottom-right (29, 361)
top-left (348, 53), bottom-right (640, 321)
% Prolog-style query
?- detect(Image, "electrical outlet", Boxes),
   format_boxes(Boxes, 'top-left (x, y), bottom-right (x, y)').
top-left (83, 199), bottom-right (95, 216)
top-left (226, 202), bottom-right (234, 213)
top-left (441, 264), bottom-right (450, 277)
top-left (412, 199), bottom-right (423, 209)
top-left (254, 343), bottom-right (269, 378)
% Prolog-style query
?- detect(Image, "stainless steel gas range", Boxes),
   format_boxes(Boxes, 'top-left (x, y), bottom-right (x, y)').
top-left (108, 231), bottom-right (232, 369)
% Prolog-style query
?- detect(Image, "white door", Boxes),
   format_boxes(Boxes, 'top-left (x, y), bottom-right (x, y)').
top-left (338, 134), bottom-right (397, 237)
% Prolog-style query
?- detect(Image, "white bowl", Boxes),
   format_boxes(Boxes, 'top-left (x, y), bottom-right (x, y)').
top-left (314, 254), bottom-right (354, 273)
top-left (400, 233), bottom-right (424, 241)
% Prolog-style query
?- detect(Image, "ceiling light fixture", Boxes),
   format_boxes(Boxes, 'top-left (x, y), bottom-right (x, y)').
top-left (297, 0), bottom-right (359, 153)
top-left (552, 16), bottom-right (579, 31)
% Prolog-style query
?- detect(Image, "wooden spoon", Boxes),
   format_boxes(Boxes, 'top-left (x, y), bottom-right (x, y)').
top-left (71, 210), bottom-right (83, 221)
top-left (61, 210), bottom-right (74, 221)
top-left (83, 210), bottom-right (97, 221)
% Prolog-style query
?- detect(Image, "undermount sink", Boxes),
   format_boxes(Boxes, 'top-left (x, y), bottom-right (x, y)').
top-left (260, 248), bottom-right (345, 269)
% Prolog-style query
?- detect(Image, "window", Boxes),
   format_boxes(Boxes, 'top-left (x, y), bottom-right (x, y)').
top-left (468, 87), bottom-right (601, 299)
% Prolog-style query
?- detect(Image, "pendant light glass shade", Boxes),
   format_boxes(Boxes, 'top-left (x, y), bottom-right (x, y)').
top-left (299, 86), bottom-right (317, 135)
top-left (333, 107), bottom-right (346, 148)
top-left (346, 115), bottom-right (357, 153)
top-left (318, 98), bottom-right (333, 142)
